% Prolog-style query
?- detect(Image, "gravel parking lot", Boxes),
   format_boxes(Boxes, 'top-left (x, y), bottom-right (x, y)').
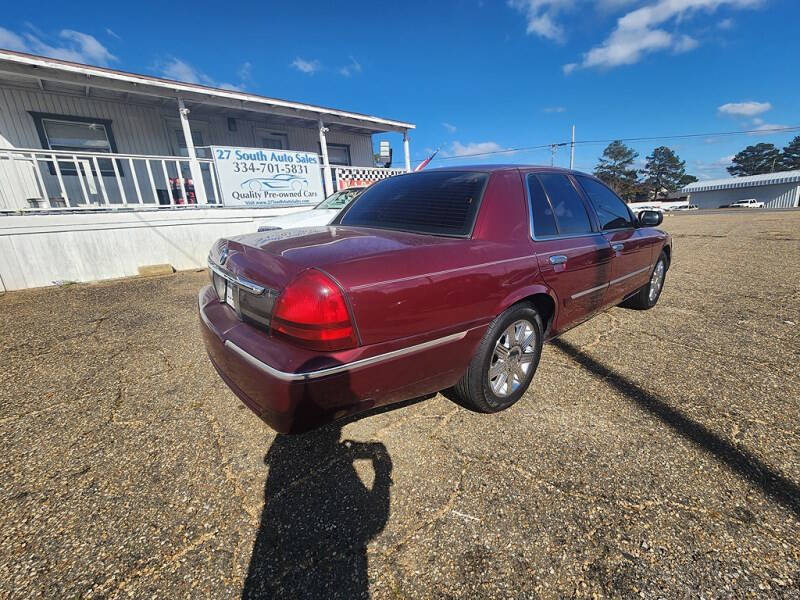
top-left (1, 211), bottom-right (799, 599)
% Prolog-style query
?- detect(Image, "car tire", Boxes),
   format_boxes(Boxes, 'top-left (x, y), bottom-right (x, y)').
top-left (451, 303), bottom-right (543, 413)
top-left (621, 250), bottom-right (668, 310)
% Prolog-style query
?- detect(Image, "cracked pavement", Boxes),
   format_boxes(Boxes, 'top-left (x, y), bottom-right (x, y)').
top-left (1, 210), bottom-right (799, 598)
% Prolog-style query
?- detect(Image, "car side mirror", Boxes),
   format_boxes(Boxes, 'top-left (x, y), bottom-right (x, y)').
top-left (638, 210), bottom-right (663, 227)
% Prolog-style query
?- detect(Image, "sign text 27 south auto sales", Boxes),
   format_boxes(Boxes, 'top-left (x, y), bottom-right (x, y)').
top-left (212, 146), bottom-right (325, 207)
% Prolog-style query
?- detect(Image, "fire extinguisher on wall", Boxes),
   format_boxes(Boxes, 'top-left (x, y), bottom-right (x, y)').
top-left (169, 178), bottom-right (197, 204)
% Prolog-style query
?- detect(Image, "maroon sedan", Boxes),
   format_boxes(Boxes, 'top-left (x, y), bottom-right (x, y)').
top-left (199, 166), bottom-right (671, 433)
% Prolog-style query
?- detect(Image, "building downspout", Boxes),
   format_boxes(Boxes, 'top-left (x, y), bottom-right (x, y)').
top-left (403, 131), bottom-right (411, 173)
top-left (318, 119), bottom-right (334, 196)
top-left (177, 98), bottom-right (208, 204)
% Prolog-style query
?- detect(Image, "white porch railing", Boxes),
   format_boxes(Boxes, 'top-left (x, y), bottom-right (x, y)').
top-left (0, 148), bottom-right (410, 212)
top-left (0, 148), bottom-right (220, 211)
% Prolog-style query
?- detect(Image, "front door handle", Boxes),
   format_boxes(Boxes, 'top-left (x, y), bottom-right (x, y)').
top-left (549, 254), bottom-right (568, 265)
top-left (612, 243), bottom-right (624, 252)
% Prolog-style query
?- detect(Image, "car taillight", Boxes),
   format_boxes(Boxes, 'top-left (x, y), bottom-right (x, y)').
top-left (271, 269), bottom-right (357, 352)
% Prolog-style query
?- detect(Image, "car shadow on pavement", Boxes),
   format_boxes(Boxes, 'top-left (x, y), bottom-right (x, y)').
top-left (241, 392), bottom-right (429, 599)
top-left (552, 338), bottom-right (800, 518)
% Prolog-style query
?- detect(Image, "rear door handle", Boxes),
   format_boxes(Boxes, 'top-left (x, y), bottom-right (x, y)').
top-left (549, 254), bottom-right (567, 265)
top-left (612, 243), bottom-right (624, 252)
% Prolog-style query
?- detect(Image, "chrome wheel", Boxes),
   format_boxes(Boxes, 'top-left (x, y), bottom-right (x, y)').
top-left (649, 259), bottom-right (665, 303)
top-left (488, 319), bottom-right (537, 398)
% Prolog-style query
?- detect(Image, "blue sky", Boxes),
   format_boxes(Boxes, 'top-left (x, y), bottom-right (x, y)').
top-left (0, 0), bottom-right (797, 179)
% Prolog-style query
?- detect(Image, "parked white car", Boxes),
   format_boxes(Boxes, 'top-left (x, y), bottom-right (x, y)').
top-left (630, 204), bottom-right (663, 215)
top-left (729, 198), bottom-right (765, 208)
top-left (672, 204), bottom-right (699, 211)
top-left (256, 187), bottom-right (366, 231)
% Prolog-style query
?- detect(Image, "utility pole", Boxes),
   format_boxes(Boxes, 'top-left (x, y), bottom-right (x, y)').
top-left (550, 144), bottom-right (556, 166)
top-left (570, 125), bottom-right (575, 170)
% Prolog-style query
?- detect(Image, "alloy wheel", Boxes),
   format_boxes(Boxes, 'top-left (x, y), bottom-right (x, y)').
top-left (488, 319), bottom-right (537, 398)
top-left (649, 259), bottom-right (665, 303)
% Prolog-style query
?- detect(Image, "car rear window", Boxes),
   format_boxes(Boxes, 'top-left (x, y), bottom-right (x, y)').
top-left (535, 173), bottom-right (594, 236)
top-left (338, 171), bottom-right (489, 237)
top-left (527, 174), bottom-right (558, 237)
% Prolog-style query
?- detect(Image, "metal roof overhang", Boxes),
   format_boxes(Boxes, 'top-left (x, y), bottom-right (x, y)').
top-left (0, 50), bottom-right (415, 135)
top-left (682, 170), bottom-right (800, 193)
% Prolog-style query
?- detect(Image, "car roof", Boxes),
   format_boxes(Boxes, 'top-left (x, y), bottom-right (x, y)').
top-left (425, 164), bottom-right (590, 175)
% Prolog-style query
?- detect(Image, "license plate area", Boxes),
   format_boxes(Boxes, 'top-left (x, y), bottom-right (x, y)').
top-left (225, 281), bottom-right (235, 307)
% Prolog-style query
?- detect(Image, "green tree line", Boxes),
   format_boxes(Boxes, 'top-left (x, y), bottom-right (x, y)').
top-left (727, 135), bottom-right (800, 176)
top-left (593, 135), bottom-right (800, 202)
top-left (593, 142), bottom-right (696, 202)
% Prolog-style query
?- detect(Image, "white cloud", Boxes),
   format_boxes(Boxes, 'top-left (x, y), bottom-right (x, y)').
top-left (748, 123), bottom-right (788, 136)
top-left (563, 0), bottom-right (762, 72)
top-left (717, 17), bottom-right (734, 28)
top-left (442, 122), bottom-right (458, 133)
top-left (673, 34), bottom-right (699, 53)
top-left (156, 57), bottom-right (249, 90)
top-left (752, 117), bottom-right (764, 125)
top-left (157, 57), bottom-right (214, 85)
top-left (0, 27), bottom-right (26, 51)
top-left (718, 100), bottom-right (772, 116)
top-left (338, 56), bottom-right (362, 77)
top-left (105, 28), bottom-right (122, 40)
top-left (237, 61), bottom-right (252, 82)
top-left (507, 0), bottom-right (573, 42)
top-left (543, 106), bottom-right (567, 113)
top-left (0, 26), bottom-right (117, 66)
top-left (694, 154), bottom-right (735, 178)
top-left (447, 141), bottom-right (506, 158)
top-left (291, 57), bottom-right (320, 74)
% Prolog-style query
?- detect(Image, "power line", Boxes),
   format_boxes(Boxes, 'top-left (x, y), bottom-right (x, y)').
top-left (411, 125), bottom-right (800, 164)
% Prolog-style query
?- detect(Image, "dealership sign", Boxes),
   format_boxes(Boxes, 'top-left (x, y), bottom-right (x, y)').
top-left (212, 146), bottom-right (324, 207)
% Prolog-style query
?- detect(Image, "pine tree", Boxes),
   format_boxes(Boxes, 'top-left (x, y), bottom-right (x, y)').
top-left (640, 147), bottom-right (687, 200)
top-left (779, 136), bottom-right (800, 171)
top-left (727, 143), bottom-right (781, 176)
top-left (594, 141), bottom-right (640, 202)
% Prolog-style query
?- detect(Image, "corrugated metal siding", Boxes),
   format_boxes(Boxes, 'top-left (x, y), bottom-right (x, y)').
top-left (0, 85), bottom-right (375, 209)
top-left (156, 108), bottom-right (374, 166)
top-left (0, 86), bottom-right (375, 164)
top-left (683, 170), bottom-right (800, 192)
top-left (688, 183), bottom-right (800, 209)
top-left (0, 86), bottom-right (170, 153)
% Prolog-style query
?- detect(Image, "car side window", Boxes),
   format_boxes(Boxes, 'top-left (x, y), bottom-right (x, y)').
top-left (575, 175), bottom-right (634, 231)
top-left (536, 173), bottom-right (594, 236)
top-left (526, 174), bottom-right (558, 237)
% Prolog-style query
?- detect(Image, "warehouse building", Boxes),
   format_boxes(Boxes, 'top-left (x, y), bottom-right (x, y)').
top-left (682, 170), bottom-right (800, 209)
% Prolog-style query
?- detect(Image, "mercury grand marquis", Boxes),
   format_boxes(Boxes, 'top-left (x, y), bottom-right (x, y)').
top-left (199, 166), bottom-right (671, 433)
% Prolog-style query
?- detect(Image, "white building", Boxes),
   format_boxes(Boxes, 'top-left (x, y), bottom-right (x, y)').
top-left (0, 50), bottom-right (414, 291)
top-left (682, 170), bottom-right (800, 209)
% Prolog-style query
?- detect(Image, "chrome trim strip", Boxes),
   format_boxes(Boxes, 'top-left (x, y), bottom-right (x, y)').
top-left (350, 256), bottom-right (532, 291)
top-left (208, 257), bottom-right (267, 295)
top-left (610, 264), bottom-right (652, 286)
top-left (571, 282), bottom-right (608, 300)
top-left (224, 330), bottom-right (469, 382)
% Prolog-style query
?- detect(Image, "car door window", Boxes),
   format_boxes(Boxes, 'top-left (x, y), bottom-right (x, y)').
top-left (526, 174), bottom-right (558, 237)
top-left (575, 175), bottom-right (634, 231)
top-left (536, 173), bottom-right (593, 236)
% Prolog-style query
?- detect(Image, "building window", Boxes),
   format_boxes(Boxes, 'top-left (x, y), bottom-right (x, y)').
top-left (318, 143), bottom-right (351, 166)
top-left (261, 132), bottom-right (289, 150)
top-left (174, 128), bottom-right (210, 158)
top-left (30, 112), bottom-right (119, 176)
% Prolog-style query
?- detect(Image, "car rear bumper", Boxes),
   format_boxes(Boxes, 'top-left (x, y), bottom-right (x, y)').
top-left (198, 286), bottom-right (483, 433)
